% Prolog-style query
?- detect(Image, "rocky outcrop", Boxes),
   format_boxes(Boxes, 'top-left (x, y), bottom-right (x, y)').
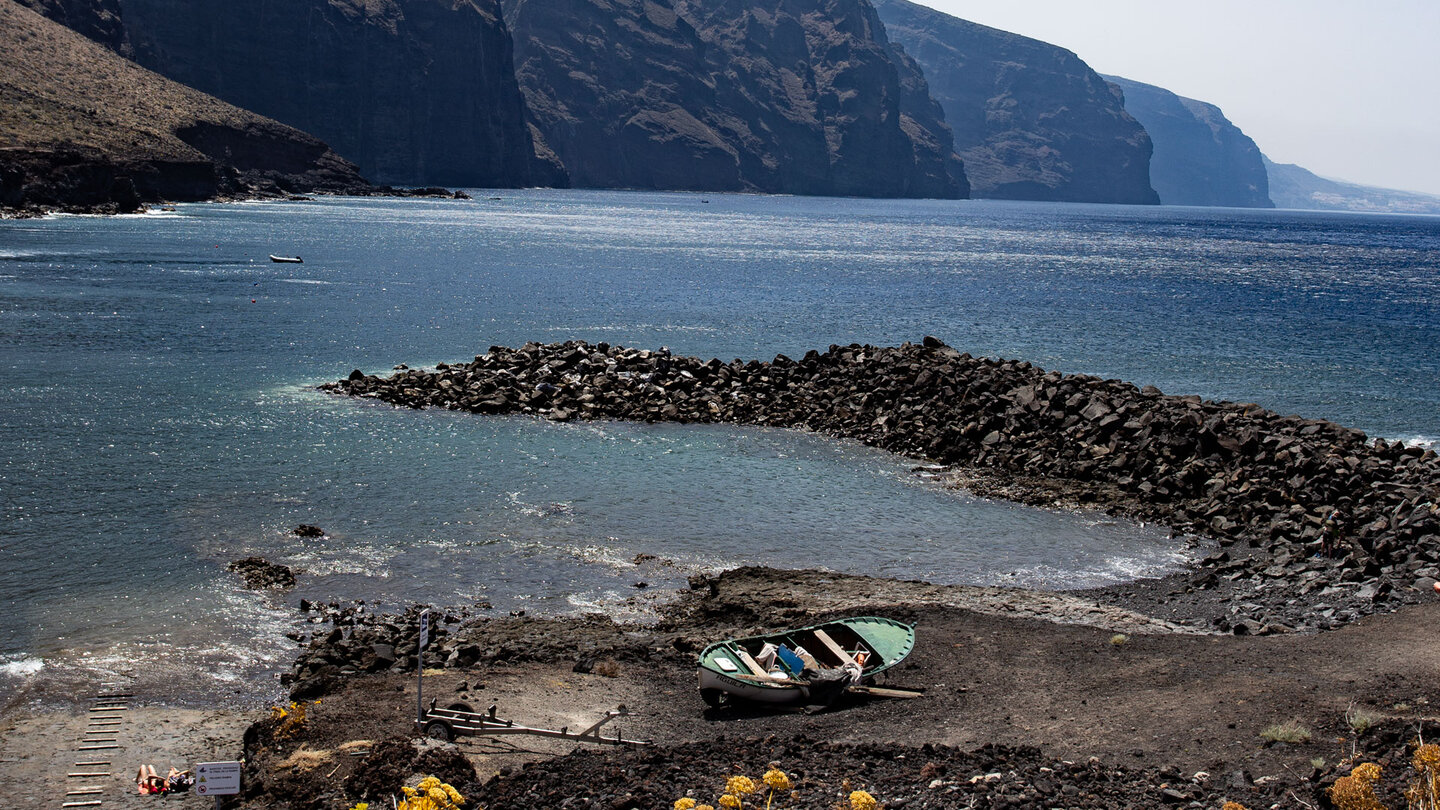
top-left (1106, 76), bottom-right (1272, 208)
top-left (20, 0), bottom-right (564, 188)
top-left (872, 0), bottom-right (1157, 204)
top-left (228, 557), bottom-right (297, 589)
top-left (323, 340), bottom-right (1440, 633)
top-left (504, 0), bottom-right (963, 198)
top-left (1265, 156), bottom-right (1440, 215)
top-left (1, 1), bottom-right (371, 215)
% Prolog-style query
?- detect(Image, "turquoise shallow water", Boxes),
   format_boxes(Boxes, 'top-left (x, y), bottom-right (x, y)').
top-left (1, 191), bottom-right (1437, 704)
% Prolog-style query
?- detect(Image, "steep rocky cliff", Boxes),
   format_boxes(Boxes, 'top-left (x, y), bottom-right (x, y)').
top-left (872, 0), bottom-right (1157, 204)
top-left (1106, 76), bottom-right (1272, 208)
top-left (21, 0), bottom-right (564, 188)
top-left (505, 0), bottom-right (963, 198)
top-left (889, 42), bottom-right (969, 198)
top-left (1, 1), bottom-right (370, 213)
top-left (14, 0), bottom-right (125, 50)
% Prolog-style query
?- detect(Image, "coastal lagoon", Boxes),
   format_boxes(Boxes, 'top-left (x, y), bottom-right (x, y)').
top-left (2, 192), bottom-right (1438, 706)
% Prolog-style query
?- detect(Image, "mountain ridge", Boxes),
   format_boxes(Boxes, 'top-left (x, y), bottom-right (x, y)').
top-left (1265, 156), bottom-right (1440, 215)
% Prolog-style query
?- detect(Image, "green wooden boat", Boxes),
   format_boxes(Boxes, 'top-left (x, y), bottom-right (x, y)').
top-left (696, 616), bottom-right (916, 707)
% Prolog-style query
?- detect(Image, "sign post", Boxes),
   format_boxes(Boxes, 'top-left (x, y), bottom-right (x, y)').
top-left (416, 609), bottom-right (431, 726)
top-left (195, 760), bottom-right (241, 810)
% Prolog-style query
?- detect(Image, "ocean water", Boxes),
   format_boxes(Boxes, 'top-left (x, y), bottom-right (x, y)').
top-left (2, 192), bottom-right (1437, 706)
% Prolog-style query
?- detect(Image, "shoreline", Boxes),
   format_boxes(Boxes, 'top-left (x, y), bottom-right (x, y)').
top-left (207, 567), bottom-right (1440, 808)
top-left (2, 563), bottom-right (1437, 808)
top-left (5, 337), bottom-right (1438, 806)
top-left (0, 186), bottom-right (472, 220)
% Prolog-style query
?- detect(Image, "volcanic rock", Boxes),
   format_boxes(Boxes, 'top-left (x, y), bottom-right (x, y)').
top-left (228, 556), bottom-right (297, 589)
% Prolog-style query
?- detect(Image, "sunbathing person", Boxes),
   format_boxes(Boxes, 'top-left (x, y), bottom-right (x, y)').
top-left (135, 764), bottom-right (166, 795)
top-left (166, 767), bottom-right (194, 792)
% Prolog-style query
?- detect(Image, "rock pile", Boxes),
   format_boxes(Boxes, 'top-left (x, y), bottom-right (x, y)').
top-left (322, 339), bottom-right (1440, 632)
top-left (281, 601), bottom-right (673, 700)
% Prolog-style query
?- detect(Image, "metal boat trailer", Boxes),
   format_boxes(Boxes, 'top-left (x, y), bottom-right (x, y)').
top-left (416, 700), bottom-right (650, 747)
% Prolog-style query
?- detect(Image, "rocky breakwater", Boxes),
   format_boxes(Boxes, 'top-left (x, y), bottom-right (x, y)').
top-left (322, 339), bottom-right (1440, 633)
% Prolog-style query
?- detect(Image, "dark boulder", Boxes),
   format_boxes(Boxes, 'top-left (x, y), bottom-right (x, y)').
top-left (227, 556), bottom-right (296, 589)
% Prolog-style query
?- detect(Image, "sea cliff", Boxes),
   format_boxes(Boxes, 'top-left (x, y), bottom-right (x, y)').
top-left (872, 0), bottom-right (1157, 204)
top-left (1106, 75), bottom-right (1272, 208)
top-left (504, 0), bottom-right (964, 198)
top-left (18, 0), bottom-right (564, 188)
top-left (1, 1), bottom-right (370, 214)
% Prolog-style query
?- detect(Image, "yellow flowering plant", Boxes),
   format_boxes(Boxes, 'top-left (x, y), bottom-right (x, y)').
top-left (848, 790), bottom-right (878, 810)
top-left (1328, 762), bottom-right (1385, 810)
top-left (1409, 743), bottom-right (1440, 810)
top-left (727, 776), bottom-right (757, 796)
top-left (672, 765), bottom-right (796, 810)
top-left (761, 768), bottom-right (792, 810)
top-left (397, 776), bottom-right (465, 810)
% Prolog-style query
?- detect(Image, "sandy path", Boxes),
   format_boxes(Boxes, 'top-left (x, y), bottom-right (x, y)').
top-left (0, 701), bottom-right (252, 810)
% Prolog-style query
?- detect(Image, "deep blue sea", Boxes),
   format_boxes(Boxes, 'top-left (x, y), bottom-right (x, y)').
top-left (2, 191), bottom-right (1437, 706)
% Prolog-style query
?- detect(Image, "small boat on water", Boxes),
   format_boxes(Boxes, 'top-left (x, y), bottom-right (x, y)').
top-left (269, 255), bottom-right (303, 263)
top-left (696, 616), bottom-right (916, 707)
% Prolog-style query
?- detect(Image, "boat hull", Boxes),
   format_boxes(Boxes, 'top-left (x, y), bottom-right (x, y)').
top-left (696, 615), bottom-right (915, 707)
top-left (697, 668), bottom-right (808, 704)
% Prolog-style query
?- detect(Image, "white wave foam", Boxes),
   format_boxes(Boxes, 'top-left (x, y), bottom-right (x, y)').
top-left (1394, 435), bottom-right (1439, 451)
top-left (276, 278), bottom-right (332, 285)
top-left (0, 656), bottom-right (44, 678)
top-left (505, 492), bottom-right (574, 519)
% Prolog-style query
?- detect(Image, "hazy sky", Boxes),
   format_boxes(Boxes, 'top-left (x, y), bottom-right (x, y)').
top-left (921, 1), bottom-right (1440, 196)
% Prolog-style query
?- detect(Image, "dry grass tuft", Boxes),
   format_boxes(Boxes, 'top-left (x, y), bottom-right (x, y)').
top-left (1346, 704), bottom-right (1383, 736)
top-left (1259, 720), bottom-right (1312, 745)
top-left (278, 747), bottom-right (334, 772)
top-left (593, 659), bottom-right (622, 678)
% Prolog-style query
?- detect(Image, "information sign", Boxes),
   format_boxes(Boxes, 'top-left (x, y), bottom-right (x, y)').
top-left (195, 761), bottom-right (242, 796)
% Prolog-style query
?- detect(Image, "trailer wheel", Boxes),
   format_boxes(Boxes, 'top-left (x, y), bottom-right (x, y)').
top-left (699, 689), bottom-right (727, 708)
top-left (424, 720), bottom-right (453, 741)
top-left (446, 702), bottom-right (475, 714)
